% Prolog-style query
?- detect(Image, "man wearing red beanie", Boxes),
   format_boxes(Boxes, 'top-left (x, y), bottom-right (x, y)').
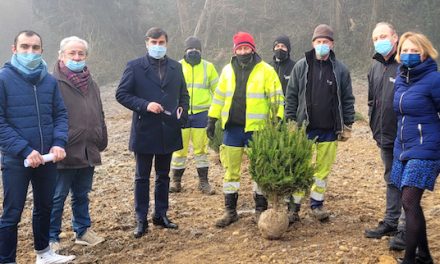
top-left (207, 31), bottom-right (284, 227)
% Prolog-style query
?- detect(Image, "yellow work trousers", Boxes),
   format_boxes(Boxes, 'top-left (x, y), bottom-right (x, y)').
top-left (292, 141), bottom-right (337, 203)
top-left (171, 128), bottom-right (209, 169)
top-left (221, 145), bottom-right (244, 194)
top-left (220, 145), bottom-right (264, 194)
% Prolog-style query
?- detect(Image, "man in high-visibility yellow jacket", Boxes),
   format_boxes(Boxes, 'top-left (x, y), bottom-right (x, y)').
top-left (170, 36), bottom-right (219, 195)
top-left (207, 32), bottom-right (284, 228)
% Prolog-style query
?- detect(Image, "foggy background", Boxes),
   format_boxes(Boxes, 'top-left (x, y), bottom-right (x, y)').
top-left (1, 0), bottom-right (439, 85)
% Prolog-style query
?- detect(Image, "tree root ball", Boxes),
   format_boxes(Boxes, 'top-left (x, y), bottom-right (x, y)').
top-left (257, 208), bottom-right (289, 240)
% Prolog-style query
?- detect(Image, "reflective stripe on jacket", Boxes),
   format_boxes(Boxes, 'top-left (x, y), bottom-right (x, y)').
top-left (208, 60), bottom-right (284, 132)
top-left (180, 59), bottom-right (218, 114)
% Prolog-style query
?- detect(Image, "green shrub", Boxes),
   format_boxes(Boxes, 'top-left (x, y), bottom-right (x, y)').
top-left (354, 111), bottom-right (365, 122)
top-left (248, 116), bottom-right (315, 207)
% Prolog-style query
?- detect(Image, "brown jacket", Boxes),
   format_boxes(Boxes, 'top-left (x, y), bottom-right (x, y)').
top-left (53, 63), bottom-right (107, 169)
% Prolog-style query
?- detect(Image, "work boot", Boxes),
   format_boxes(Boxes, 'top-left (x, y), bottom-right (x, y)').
top-left (253, 192), bottom-right (268, 223)
top-left (215, 193), bottom-right (239, 228)
top-left (169, 168), bottom-right (185, 193)
top-left (287, 201), bottom-right (301, 224)
top-left (197, 167), bottom-right (215, 195)
top-left (364, 221), bottom-right (397, 238)
top-left (311, 206), bottom-right (330, 222)
top-left (389, 230), bottom-right (406, 251)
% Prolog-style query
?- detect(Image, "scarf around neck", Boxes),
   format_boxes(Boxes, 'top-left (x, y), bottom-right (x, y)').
top-left (59, 60), bottom-right (90, 94)
top-left (10, 54), bottom-right (48, 84)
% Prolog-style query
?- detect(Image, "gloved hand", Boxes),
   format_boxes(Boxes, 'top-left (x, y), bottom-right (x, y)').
top-left (338, 124), bottom-right (352, 142)
top-left (206, 118), bottom-right (217, 140)
top-left (179, 109), bottom-right (189, 128)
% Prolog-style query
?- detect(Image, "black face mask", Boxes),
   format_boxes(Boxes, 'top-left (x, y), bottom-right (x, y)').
top-left (236, 53), bottom-right (253, 65)
top-left (185, 50), bottom-right (201, 66)
top-left (274, 49), bottom-right (288, 61)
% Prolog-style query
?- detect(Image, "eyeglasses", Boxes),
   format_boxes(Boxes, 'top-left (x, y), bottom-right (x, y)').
top-left (64, 50), bottom-right (86, 59)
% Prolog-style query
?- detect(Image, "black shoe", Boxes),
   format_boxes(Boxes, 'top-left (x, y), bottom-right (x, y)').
top-left (152, 216), bottom-right (178, 229)
top-left (133, 221), bottom-right (148, 238)
top-left (364, 221), bottom-right (397, 238)
top-left (396, 258), bottom-right (409, 264)
top-left (416, 251), bottom-right (434, 264)
top-left (389, 230), bottom-right (406, 251)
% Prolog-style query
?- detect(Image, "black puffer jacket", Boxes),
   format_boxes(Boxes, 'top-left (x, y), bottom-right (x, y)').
top-left (367, 52), bottom-right (399, 149)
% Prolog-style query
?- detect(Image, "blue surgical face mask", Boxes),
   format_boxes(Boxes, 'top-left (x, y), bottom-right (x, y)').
top-left (16, 53), bottom-right (42, 70)
top-left (400, 53), bottom-right (422, 68)
top-left (314, 44), bottom-right (330, 57)
top-left (65, 60), bottom-right (86, 72)
top-left (148, 45), bottom-right (167, 59)
top-left (374, 39), bottom-right (393, 57)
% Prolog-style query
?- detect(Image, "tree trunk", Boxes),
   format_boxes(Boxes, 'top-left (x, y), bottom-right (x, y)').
top-left (176, 0), bottom-right (190, 38)
top-left (366, 0), bottom-right (381, 55)
top-left (193, 0), bottom-right (211, 37)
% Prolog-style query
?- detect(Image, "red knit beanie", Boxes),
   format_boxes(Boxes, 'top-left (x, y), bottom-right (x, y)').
top-left (233, 32), bottom-right (256, 52)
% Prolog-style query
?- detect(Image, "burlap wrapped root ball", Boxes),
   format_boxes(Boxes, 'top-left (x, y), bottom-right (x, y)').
top-left (257, 208), bottom-right (289, 240)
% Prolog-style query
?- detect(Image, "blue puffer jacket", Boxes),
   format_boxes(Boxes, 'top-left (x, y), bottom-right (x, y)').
top-left (0, 62), bottom-right (68, 159)
top-left (393, 58), bottom-right (440, 161)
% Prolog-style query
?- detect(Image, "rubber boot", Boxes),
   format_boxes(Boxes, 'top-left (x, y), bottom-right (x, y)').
top-left (197, 167), bottom-right (215, 195)
top-left (287, 201), bottom-right (301, 224)
top-left (169, 169), bottom-right (184, 193)
top-left (215, 193), bottom-right (239, 228)
top-left (254, 193), bottom-right (268, 223)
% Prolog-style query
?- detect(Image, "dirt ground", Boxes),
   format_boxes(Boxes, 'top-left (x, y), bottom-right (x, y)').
top-left (6, 77), bottom-right (440, 264)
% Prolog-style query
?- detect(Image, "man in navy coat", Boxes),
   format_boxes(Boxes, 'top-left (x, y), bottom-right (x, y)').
top-left (116, 27), bottom-right (189, 238)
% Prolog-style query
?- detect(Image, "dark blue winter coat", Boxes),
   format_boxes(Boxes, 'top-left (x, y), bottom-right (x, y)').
top-left (0, 63), bottom-right (68, 159)
top-left (393, 58), bottom-right (440, 161)
top-left (116, 55), bottom-right (189, 154)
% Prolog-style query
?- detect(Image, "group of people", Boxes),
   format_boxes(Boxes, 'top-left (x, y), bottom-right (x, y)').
top-left (0, 20), bottom-right (438, 264)
top-left (0, 31), bottom-right (106, 263)
top-left (365, 22), bottom-right (440, 264)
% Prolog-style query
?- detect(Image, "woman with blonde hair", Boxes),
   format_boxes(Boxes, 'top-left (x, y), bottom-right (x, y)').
top-left (392, 31), bottom-right (440, 264)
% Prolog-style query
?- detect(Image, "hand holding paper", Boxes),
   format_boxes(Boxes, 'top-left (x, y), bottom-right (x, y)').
top-left (24, 153), bottom-right (54, 168)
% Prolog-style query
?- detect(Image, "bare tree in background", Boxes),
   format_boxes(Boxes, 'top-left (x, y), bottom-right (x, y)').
top-left (24, 0), bottom-right (440, 84)
top-left (177, 0), bottom-right (192, 38)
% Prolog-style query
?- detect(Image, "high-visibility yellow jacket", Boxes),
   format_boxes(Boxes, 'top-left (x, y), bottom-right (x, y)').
top-left (208, 60), bottom-right (284, 132)
top-left (180, 59), bottom-right (219, 114)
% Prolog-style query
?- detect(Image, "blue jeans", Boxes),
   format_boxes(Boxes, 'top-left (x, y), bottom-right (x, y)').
top-left (0, 154), bottom-right (57, 263)
top-left (49, 167), bottom-right (94, 242)
top-left (134, 153), bottom-right (172, 221)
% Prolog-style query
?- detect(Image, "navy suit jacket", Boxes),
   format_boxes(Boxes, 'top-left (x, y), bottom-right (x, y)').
top-left (116, 55), bottom-right (189, 154)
